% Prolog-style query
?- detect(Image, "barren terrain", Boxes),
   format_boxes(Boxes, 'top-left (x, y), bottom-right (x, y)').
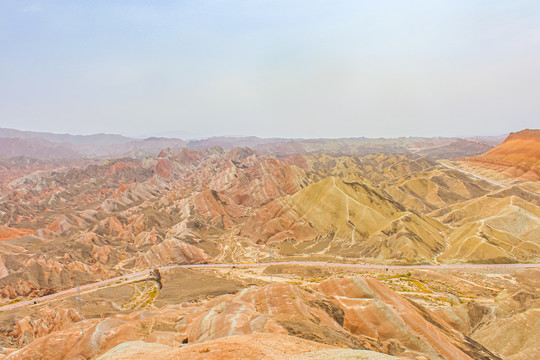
top-left (0, 129), bottom-right (538, 359)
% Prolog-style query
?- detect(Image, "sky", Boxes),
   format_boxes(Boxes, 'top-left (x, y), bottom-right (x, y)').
top-left (0, 0), bottom-right (539, 139)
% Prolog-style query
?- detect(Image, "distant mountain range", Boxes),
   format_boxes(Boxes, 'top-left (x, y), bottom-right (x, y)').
top-left (0, 127), bottom-right (134, 145)
top-left (0, 127), bottom-right (506, 160)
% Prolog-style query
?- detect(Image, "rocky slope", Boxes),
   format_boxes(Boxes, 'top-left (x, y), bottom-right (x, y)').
top-left (0, 260), bottom-right (537, 359)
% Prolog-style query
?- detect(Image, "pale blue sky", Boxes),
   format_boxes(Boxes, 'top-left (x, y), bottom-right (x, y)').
top-left (1, 0), bottom-right (539, 138)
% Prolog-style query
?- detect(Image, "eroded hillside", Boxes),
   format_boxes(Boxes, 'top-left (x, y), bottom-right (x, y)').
top-left (0, 139), bottom-right (539, 359)
top-left (1, 147), bottom-right (539, 301)
top-left (1, 266), bottom-right (537, 359)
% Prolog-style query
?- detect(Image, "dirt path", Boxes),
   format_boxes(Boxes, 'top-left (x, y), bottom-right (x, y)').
top-left (439, 162), bottom-right (504, 187)
top-left (2, 261), bottom-right (538, 311)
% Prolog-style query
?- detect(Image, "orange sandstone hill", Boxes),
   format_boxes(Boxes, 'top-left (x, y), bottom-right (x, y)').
top-left (467, 129), bottom-right (540, 182)
top-left (0, 226), bottom-right (34, 242)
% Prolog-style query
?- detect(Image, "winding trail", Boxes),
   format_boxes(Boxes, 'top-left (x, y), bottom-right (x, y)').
top-left (1, 261), bottom-right (538, 312)
top-left (439, 162), bottom-right (504, 187)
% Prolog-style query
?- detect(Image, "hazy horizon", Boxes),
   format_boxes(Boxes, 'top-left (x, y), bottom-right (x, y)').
top-left (0, 125), bottom-right (519, 141)
top-left (1, 1), bottom-right (539, 139)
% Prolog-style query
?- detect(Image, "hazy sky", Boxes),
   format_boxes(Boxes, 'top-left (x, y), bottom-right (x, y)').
top-left (1, 1), bottom-right (539, 139)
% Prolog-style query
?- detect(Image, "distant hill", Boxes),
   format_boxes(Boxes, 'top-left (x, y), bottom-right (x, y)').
top-left (0, 128), bottom-right (187, 159)
top-left (0, 137), bottom-right (80, 159)
top-left (416, 139), bottom-right (493, 159)
top-left (0, 127), bottom-right (134, 145)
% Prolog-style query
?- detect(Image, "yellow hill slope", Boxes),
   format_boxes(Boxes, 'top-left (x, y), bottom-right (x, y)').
top-left (242, 177), bottom-right (447, 263)
top-left (433, 196), bottom-right (540, 263)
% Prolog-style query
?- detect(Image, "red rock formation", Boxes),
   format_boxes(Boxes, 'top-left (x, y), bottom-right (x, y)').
top-left (11, 307), bottom-right (82, 346)
top-left (467, 129), bottom-right (540, 182)
top-left (208, 157), bottom-right (308, 207)
top-left (0, 258), bottom-right (111, 300)
top-left (155, 158), bottom-right (174, 179)
top-left (109, 183), bottom-right (130, 199)
top-left (0, 226), bottom-right (34, 241)
top-left (107, 161), bottom-right (138, 175)
top-left (93, 245), bottom-right (115, 264)
top-left (318, 277), bottom-right (491, 359)
top-left (176, 190), bottom-right (246, 229)
top-left (241, 197), bottom-right (318, 244)
top-left (134, 237), bottom-right (211, 267)
top-left (175, 148), bottom-right (205, 164)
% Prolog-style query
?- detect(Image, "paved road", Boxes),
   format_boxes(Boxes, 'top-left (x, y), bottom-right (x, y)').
top-left (2, 261), bottom-right (538, 312)
top-left (0, 271), bottom-right (150, 312)
top-left (439, 162), bottom-right (504, 187)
